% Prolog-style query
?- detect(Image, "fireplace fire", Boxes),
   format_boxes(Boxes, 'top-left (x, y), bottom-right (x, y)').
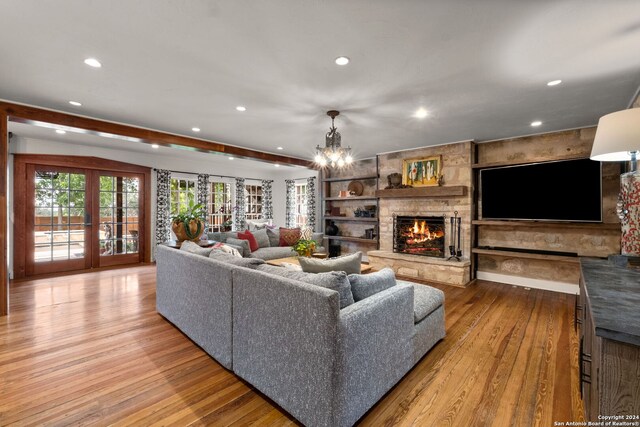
top-left (393, 215), bottom-right (446, 258)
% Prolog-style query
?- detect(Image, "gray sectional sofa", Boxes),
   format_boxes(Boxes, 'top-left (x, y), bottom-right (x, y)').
top-left (207, 229), bottom-right (326, 260)
top-left (156, 244), bottom-right (445, 427)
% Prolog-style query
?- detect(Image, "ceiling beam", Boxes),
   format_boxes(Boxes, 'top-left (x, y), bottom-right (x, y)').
top-left (0, 101), bottom-right (314, 168)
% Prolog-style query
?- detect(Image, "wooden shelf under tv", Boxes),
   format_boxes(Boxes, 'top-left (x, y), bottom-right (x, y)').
top-left (324, 216), bottom-right (378, 222)
top-left (472, 220), bottom-right (619, 230)
top-left (472, 248), bottom-right (581, 263)
top-left (321, 175), bottom-right (378, 182)
top-left (325, 236), bottom-right (379, 244)
top-left (375, 185), bottom-right (466, 198)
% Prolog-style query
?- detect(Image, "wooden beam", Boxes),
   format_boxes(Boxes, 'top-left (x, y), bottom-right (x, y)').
top-left (0, 101), bottom-right (314, 168)
top-left (1, 110), bottom-right (7, 316)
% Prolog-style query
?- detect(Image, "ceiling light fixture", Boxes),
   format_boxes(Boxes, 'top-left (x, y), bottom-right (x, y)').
top-left (69, 101), bottom-right (82, 106)
top-left (229, 157), bottom-right (234, 160)
top-left (274, 164), bottom-right (280, 167)
top-left (335, 56), bottom-right (350, 66)
top-left (84, 58), bottom-right (102, 68)
top-left (277, 146), bottom-right (284, 150)
top-left (151, 144), bottom-right (159, 149)
top-left (55, 130), bottom-right (66, 134)
top-left (315, 110), bottom-right (353, 168)
top-left (236, 106), bottom-right (247, 112)
top-left (192, 127), bottom-right (201, 132)
top-left (531, 121), bottom-right (542, 127)
top-left (414, 108), bottom-right (429, 119)
top-left (547, 80), bottom-right (562, 86)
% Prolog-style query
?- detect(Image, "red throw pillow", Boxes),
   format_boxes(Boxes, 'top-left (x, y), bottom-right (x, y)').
top-left (279, 227), bottom-right (301, 246)
top-left (237, 230), bottom-right (258, 252)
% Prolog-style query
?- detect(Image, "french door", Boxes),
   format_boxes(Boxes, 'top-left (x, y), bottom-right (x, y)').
top-left (15, 155), bottom-right (150, 278)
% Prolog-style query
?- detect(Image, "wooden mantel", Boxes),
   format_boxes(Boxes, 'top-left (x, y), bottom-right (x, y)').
top-left (375, 185), bottom-right (466, 198)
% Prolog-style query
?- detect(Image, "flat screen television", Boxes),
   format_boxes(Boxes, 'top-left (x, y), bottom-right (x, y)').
top-left (480, 158), bottom-right (602, 222)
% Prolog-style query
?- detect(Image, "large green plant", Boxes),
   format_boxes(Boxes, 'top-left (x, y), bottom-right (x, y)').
top-left (171, 200), bottom-right (206, 240)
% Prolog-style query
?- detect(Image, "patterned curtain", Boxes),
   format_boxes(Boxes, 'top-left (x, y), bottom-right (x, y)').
top-left (261, 179), bottom-right (273, 221)
top-left (197, 174), bottom-right (210, 231)
top-left (234, 177), bottom-right (246, 231)
top-left (155, 169), bottom-right (171, 245)
top-left (306, 176), bottom-right (316, 230)
top-left (285, 179), bottom-right (296, 228)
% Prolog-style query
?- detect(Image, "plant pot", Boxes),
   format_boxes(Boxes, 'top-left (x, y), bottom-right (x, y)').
top-left (171, 219), bottom-right (204, 242)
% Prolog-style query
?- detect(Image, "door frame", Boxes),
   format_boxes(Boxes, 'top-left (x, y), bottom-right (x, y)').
top-left (13, 154), bottom-right (151, 279)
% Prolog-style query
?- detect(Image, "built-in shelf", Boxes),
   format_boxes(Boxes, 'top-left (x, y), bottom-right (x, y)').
top-left (375, 185), bottom-right (466, 198)
top-left (324, 216), bottom-right (378, 222)
top-left (472, 220), bottom-right (620, 230)
top-left (324, 236), bottom-right (379, 244)
top-left (321, 175), bottom-right (378, 182)
top-left (324, 196), bottom-right (378, 201)
top-left (472, 248), bottom-right (581, 263)
top-left (471, 154), bottom-right (588, 170)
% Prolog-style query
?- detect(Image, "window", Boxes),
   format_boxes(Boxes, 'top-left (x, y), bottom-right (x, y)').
top-left (295, 183), bottom-right (307, 227)
top-left (207, 181), bottom-right (233, 232)
top-left (245, 184), bottom-right (262, 221)
top-left (170, 177), bottom-right (197, 217)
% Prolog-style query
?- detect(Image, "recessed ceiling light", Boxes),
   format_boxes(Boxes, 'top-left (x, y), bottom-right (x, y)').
top-left (547, 80), bottom-right (562, 86)
top-left (274, 164), bottom-right (280, 168)
top-left (229, 157), bottom-right (234, 160)
top-left (69, 101), bottom-right (82, 106)
top-left (414, 108), bottom-right (429, 119)
top-left (84, 58), bottom-right (102, 68)
top-left (335, 56), bottom-right (350, 66)
top-left (151, 144), bottom-right (159, 149)
top-left (531, 121), bottom-right (543, 127)
top-left (236, 106), bottom-right (247, 112)
top-left (55, 130), bottom-right (66, 134)
top-left (192, 127), bottom-right (200, 132)
top-left (277, 146), bottom-right (284, 150)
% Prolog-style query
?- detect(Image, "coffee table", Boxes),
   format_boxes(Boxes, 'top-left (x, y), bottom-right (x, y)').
top-left (266, 256), bottom-right (372, 273)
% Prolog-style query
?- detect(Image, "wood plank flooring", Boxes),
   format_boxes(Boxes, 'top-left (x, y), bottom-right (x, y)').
top-left (0, 266), bottom-right (584, 426)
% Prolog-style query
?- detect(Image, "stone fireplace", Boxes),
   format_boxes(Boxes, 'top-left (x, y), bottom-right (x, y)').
top-left (393, 215), bottom-right (445, 258)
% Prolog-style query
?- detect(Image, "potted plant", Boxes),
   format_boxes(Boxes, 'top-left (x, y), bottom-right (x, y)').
top-left (293, 239), bottom-right (317, 257)
top-left (171, 200), bottom-right (206, 242)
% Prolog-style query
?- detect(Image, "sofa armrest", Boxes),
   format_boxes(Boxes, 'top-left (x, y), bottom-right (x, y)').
top-left (335, 283), bottom-right (414, 427)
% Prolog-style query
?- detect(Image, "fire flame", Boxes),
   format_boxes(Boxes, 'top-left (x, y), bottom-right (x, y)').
top-left (405, 220), bottom-right (444, 244)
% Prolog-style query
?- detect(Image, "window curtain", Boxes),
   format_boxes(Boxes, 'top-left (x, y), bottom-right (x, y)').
top-left (285, 179), bottom-right (296, 228)
top-left (197, 174), bottom-right (209, 230)
top-left (261, 179), bottom-right (273, 222)
top-left (306, 176), bottom-right (316, 230)
top-left (234, 177), bottom-right (246, 231)
top-left (155, 169), bottom-right (171, 245)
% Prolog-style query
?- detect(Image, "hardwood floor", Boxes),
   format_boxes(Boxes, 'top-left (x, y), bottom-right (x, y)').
top-left (0, 266), bottom-right (584, 426)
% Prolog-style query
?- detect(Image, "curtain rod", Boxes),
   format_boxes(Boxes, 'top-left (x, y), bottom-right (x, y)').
top-left (152, 168), bottom-right (266, 182)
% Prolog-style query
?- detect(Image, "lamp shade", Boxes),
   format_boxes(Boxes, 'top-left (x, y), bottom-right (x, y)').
top-left (590, 108), bottom-right (640, 161)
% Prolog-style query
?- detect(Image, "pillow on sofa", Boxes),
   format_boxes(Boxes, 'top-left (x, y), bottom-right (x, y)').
top-left (237, 230), bottom-right (259, 252)
top-left (257, 264), bottom-right (354, 308)
top-left (246, 219), bottom-right (272, 231)
top-left (211, 242), bottom-right (242, 257)
top-left (252, 228), bottom-right (271, 249)
top-left (279, 227), bottom-right (301, 246)
top-left (209, 250), bottom-right (264, 268)
top-left (266, 228), bottom-right (280, 247)
top-left (226, 237), bottom-right (251, 257)
top-left (207, 231), bottom-right (237, 243)
top-left (179, 240), bottom-right (214, 257)
top-left (298, 251), bottom-right (362, 275)
top-left (348, 267), bottom-right (397, 302)
top-left (300, 225), bottom-right (313, 240)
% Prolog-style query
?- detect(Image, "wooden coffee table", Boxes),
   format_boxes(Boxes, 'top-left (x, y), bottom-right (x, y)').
top-left (266, 256), bottom-right (372, 273)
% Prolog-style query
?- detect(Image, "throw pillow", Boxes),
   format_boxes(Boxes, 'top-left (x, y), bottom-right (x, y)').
top-left (266, 228), bottom-right (280, 247)
top-left (252, 228), bottom-right (270, 249)
top-left (207, 231), bottom-right (237, 243)
top-left (246, 219), bottom-right (272, 231)
top-left (209, 251), bottom-right (264, 268)
top-left (226, 237), bottom-right (251, 257)
top-left (279, 227), bottom-right (301, 247)
top-left (179, 240), bottom-right (214, 257)
top-left (257, 264), bottom-right (354, 308)
top-left (211, 242), bottom-right (242, 257)
top-left (348, 267), bottom-right (397, 302)
top-left (237, 230), bottom-right (259, 252)
top-left (298, 251), bottom-right (362, 275)
top-left (300, 226), bottom-right (313, 240)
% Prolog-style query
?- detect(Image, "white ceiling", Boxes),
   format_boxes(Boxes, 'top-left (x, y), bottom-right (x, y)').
top-left (2, 0), bottom-right (640, 161)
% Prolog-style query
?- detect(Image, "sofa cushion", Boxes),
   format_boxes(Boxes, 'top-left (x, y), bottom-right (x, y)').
top-left (404, 281), bottom-right (445, 324)
top-left (249, 246), bottom-right (297, 260)
top-left (179, 240), bottom-right (214, 257)
top-left (246, 219), bottom-right (272, 231)
top-left (238, 230), bottom-right (259, 252)
top-left (252, 228), bottom-right (270, 249)
top-left (209, 251), bottom-right (265, 269)
top-left (257, 264), bottom-right (354, 308)
top-left (210, 242), bottom-right (242, 257)
top-left (226, 237), bottom-right (251, 257)
top-left (348, 267), bottom-right (396, 302)
top-left (266, 228), bottom-right (280, 247)
top-left (207, 231), bottom-right (238, 243)
top-left (300, 225), bottom-right (313, 240)
top-left (299, 251), bottom-right (362, 275)
top-left (279, 227), bottom-right (301, 246)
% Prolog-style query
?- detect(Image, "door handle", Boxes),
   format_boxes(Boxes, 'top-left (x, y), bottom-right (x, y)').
top-left (84, 212), bottom-right (92, 226)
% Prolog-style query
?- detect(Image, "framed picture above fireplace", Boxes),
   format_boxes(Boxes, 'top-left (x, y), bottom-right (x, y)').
top-left (402, 155), bottom-right (442, 187)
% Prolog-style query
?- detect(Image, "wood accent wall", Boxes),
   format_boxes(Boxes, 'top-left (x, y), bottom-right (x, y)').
top-left (1, 111), bottom-right (7, 316)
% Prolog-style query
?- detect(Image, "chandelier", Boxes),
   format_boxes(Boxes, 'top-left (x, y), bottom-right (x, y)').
top-left (315, 110), bottom-right (353, 168)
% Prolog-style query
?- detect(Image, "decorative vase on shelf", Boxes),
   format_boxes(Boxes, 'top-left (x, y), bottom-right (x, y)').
top-left (326, 221), bottom-right (339, 236)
